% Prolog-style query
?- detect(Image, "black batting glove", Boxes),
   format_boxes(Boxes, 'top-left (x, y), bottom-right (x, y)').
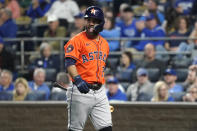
top-left (73, 75), bottom-right (90, 94)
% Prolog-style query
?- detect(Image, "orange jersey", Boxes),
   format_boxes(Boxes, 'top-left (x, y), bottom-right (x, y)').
top-left (64, 31), bottom-right (109, 84)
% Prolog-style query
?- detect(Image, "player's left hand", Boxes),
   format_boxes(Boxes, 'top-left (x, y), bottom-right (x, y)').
top-left (73, 75), bottom-right (90, 94)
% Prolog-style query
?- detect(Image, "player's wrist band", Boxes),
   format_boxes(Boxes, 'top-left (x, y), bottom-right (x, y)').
top-left (73, 75), bottom-right (81, 81)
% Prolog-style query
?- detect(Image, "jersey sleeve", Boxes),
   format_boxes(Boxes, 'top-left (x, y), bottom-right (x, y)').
top-left (106, 40), bottom-right (110, 56)
top-left (64, 37), bottom-right (81, 61)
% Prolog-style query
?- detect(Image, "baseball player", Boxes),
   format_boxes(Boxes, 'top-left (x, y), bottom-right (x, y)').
top-left (64, 6), bottom-right (112, 131)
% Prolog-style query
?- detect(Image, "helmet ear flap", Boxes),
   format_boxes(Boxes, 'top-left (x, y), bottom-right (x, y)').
top-left (94, 20), bottom-right (105, 32)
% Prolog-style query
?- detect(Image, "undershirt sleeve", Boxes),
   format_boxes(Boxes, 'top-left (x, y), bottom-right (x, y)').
top-left (65, 57), bottom-right (77, 68)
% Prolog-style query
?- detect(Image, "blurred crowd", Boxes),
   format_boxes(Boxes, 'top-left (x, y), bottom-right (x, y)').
top-left (0, 0), bottom-right (197, 102)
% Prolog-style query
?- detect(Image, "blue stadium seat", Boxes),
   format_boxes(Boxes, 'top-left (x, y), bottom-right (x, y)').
top-left (172, 58), bottom-right (192, 68)
top-left (107, 57), bottom-right (119, 70)
top-left (16, 24), bottom-right (36, 51)
top-left (120, 82), bottom-right (130, 91)
top-left (50, 92), bottom-right (67, 101)
top-left (45, 81), bottom-right (52, 88)
top-left (0, 92), bottom-right (13, 100)
top-left (16, 24), bottom-right (32, 38)
top-left (116, 69), bottom-right (133, 82)
top-left (175, 68), bottom-right (188, 82)
top-left (137, 93), bottom-right (152, 101)
top-left (45, 68), bottom-right (57, 82)
top-left (146, 68), bottom-right (160, 82)
top-left (25, 91), bottom-right (46, 101)
top-left (171, 92), bottom-right (185, 101)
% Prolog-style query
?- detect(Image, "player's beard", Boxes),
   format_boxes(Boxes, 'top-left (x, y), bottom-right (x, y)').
top-left (85, 25), bottom-right (99, 38)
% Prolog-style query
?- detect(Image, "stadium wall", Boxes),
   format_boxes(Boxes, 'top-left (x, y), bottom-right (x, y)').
top-left (0, 101), bottom-right (197, 131)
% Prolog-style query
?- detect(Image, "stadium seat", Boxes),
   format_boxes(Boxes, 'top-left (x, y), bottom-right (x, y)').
top-left (15, 16), bottom-right (32, 25)
top-left (45, 68), bottom-right (57, 82)
top-left (137, 92), bottom-right (152, 101)
top-left (120, 82), bottom-right (130, 91)
top-left (50, 92), bottom-right (67, 101)
top-left (16, 25), bottom-right (35, 51)
top-left (45, 81), bottom-right (52, 88)
top-left (133, 59), bottom-right (142, 66)
top-left (25, 91), bottom-right (46, 101)
top-left (16, 25), bottom-right (32, 37)
top-left (116, 69), bottom-right (133, 83)
top-left (0, 92), bottom-right (13, 100)
top-left (172, 58), bottom-right (192, 68)
top-left (175, 68), bottom-right (188, 82)
top-left (107, 57), bottom-right (119, 70)
top-left (146, 68), bottom-right (160, 82)
top-left (171, 92), bottom-right (185, 101)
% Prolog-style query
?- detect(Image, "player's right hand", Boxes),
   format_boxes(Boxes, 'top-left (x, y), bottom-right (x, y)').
top-left (73, 75), bottom-right (90, 94)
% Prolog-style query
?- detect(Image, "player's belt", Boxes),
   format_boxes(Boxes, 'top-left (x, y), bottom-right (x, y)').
top-left (88, 83), bottom-right (102, 90)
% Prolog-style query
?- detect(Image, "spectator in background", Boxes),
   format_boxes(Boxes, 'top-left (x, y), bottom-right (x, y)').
top-left (44, 15), bottom-right (66, 50)
top-left (136, 13), bottom-right (166, 51)
top-left (174, 0), bottom-right (195, 16)
top-left (6, 0), bottom-right (20, 19)
top-left (142, 0), bottom-right (165, 25)
top-left (104, 7), bottom-right (113, 19)
top-left (151, 81), bottom-right (174, 102)
top-left (115, 51), bottom-right (136, 83)
top-left (188, 20), bottom-right (197, 47)
top-left (13, 77), bottom-right (30, 101)
top-left (115, 6), bottom-right (140, 48)
top-left (137, 43), bottom-right (166, 76)
top-left (0, 0), bottom-right (5, 9)
top-left (51, 72), bottom-right (70, 100)
top-left (0, 37), bottom-right (15, 72)
top-left (51, 72), bottom-right (70, 93)
top-left (126, 68), bottom-right (153, 101)
top-left (106, 77), bottom-right (127, 101)
top-left (192, 56), bottom-right (197, 65)
top-left (30, 42), bottom-right (60, 71)
top-left (165, 16), bottom-right (191, 51)
top-left (115, 3), bottom-right (129, 25)
top-left (119, 51), bottom-right (136, 70)
top-left (104, 72), bottom-right (125, 93)
top-left (0, 69), bottom-right (14, 92)
top-left (46, 0), bottom-right (80, 28)
top-left (0, 8), bottom-right (17, 50)
top-left (70, 13), bottom-right (85, 37)
top-left (28, 68), bottom-right (50, 100)
top-left (100, 16), bottom-right (120, 51)
top-left (163, 68), bottom-right (184, 95)
top-left (183, 85), bottom-right (197, 102)
top-left (182, 65), bottom-right (197, 91)
top-left (27, 0), bottom-right (55, 21)
top-left (0, 8), bottom-right (17, 38)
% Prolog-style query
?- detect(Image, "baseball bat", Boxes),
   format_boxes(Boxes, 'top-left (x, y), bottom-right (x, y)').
top-left (52, 82), bottom-right (67, 91)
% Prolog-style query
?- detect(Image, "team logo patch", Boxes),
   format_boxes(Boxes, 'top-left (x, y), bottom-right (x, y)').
top-left (66, 44), bottom-right (74, 53)
top-left (91, 8), bottom-right (96, 15)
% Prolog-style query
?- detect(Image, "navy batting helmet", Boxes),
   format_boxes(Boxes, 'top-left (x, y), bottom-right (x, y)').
top-left (84, 6), bottom-right (105, 32)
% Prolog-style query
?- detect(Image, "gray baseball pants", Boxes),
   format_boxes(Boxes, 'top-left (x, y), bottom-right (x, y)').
top-left (66, 84), bottom-right (112, 131)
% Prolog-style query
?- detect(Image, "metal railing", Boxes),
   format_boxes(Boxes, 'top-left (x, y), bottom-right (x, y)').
top-left (3, 37), bottom-right (196, 71)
